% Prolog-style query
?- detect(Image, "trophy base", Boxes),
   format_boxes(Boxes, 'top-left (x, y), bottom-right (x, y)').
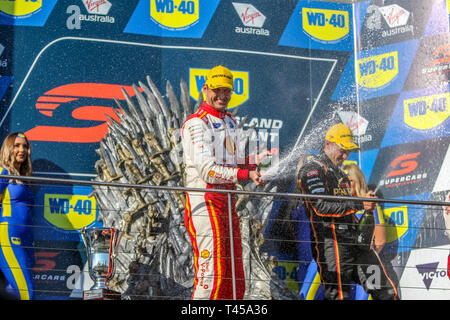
top-left (83, 288), bottom-right (121, 300)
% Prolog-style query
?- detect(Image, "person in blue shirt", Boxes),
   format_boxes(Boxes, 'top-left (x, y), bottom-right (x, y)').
top-left (0, 132), bottom-right (35, 300)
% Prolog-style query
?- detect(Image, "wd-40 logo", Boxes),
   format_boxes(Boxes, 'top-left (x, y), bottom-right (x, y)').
top-left (189, 68), bottom-right (249, 110)
top-left (150, 0), bottom-right (199, 30)
top-left (25, 83), bottom-right (142, 143)
top-left (404, 92), bottom-right (449, 130)
top-left (44, 194), bottom-right (96, 231)
top-left (0, 0), bottom-right (41, 17)
top-left (302, 8), bottom-right (349, 43)
top-left (357, 51), bottom-right (399, 89)
top-left (383, 206), bottom-right (408, 243)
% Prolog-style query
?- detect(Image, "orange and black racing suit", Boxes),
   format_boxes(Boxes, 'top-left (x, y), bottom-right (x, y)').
top-left (298, 152), bottom-right (398, 300)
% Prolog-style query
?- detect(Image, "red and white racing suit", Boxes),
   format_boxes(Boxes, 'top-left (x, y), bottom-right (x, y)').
top-left (181, 102), bottom-right (253, 300)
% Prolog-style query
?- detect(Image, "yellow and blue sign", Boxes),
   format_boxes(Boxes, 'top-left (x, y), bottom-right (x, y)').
top-left (32, 185), bottom-right (100, 242)
top-left (124, 0), bottom-right (220, 38)
top-left (0, 0), bottom-right (57, 26)
top-left (278, 0), bottom-right (370, 51)
top-left (332, 40), bottom-right (419, 101)
top-left (189, 67), bottom-right (249, 110)
top-left (381, 85), bottom-right (450, 147)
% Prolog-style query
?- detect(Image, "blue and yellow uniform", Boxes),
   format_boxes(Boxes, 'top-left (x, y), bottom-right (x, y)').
top-left (0, 168), bottom-right (34, 300)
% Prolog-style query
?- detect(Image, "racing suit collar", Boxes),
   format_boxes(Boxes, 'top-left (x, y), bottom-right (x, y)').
top-left (200, 101), bottom-right (227, 119)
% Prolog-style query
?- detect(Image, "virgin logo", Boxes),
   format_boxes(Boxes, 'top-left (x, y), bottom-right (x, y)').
top-left (26, 83), bottom-right (140, 143)
top-left (241, 8), bottom-right (262, 25)
top-left (386, 152), bottom-right (420, 177)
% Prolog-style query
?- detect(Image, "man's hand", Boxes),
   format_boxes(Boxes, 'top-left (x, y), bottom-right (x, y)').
top-left (255, 150), bottom-right (272, 166)
top-left (249, 170), bottom-right (267, 186)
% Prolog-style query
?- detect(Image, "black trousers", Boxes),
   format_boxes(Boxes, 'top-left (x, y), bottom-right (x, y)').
top-left (310, 221), bottom-right (399, 300)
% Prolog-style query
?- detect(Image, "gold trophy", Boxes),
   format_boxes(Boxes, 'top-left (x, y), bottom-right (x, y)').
top-left (81, 227), bottom-right (122, 300)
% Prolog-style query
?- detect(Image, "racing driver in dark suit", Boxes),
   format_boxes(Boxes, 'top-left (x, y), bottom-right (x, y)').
top-left (298, 123), bottom-right (396, 300)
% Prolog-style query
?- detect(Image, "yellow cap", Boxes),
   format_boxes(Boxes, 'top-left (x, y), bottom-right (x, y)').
top-left (205, 65), bottom-right (234, 90)
top-left (325, 123), bottom-right (359, 150)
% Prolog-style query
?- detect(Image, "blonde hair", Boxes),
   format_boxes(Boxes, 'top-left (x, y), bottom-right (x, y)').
top-left (0, 132), bottom-right (32, 178)
top-left (342, 163), bottom-right (368, 197)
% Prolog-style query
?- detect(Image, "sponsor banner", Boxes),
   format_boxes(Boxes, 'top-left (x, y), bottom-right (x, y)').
top-left (381, 193), bottom-right (430, 256)
top-left (368, 137), bottom-right (449, 198)
top-left (0, 0), bottom-right (57, 26)
top-left (400, 244), bottom-right (450, 299)
top-left (232, 2), bottom-right (270, 37)
top-left (332, 40), bottom-right (419, 102)
top-left (33, 240), bottom-right (84, 300)
top-left (357, 0), bottom-right (435, 50)
top-left (403, 33), bottom-right (450, 91)
top-left (381, 85), bottom-right (450, 148)
top-left (32, 184), bottom-right (101, 242)
top-left (278, 0), bottom-right (370, 51)
top-left (124, 0), bottom-right (220, 38)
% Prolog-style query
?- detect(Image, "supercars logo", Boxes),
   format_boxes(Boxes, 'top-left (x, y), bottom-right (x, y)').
top-left (384, 205), bottom-right (408, 243)
top-left (44, 194), bottom-right (96, 231)
top-left (301, 8), bottom-right (349, 43)
top-left (189, 68), bottom-right (249, 109)
top-left (25, 83), bottom-right (143, 143)
top-left (404, 92), bottom-right (449, 130)
top-left (386, 152), bottom-right (420, 177)
top-left (357, 51), bottom-right (398, 89)
top-left (422, 44), bottom-right (450, 76)
top-left (150, 0), bottom-right (199, 30)
top-left (0, 0), bottom-right (42, 17)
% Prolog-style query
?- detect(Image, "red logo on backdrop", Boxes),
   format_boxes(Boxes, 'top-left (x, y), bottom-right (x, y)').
top-left (386, 152), bottom-right (420, 177)
top-left (33, 252), bottom-right (59, 272)
top-left (25, 83), bottom-right (140, 143)
top-left (429, 44), bottom-right (450, 69)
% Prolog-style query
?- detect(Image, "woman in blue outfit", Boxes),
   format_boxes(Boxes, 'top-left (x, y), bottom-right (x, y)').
top-left (0, 132), bottom-right (34, 300)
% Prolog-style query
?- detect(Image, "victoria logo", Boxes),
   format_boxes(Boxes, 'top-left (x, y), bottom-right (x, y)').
top-left (232, 2), bottom-right (269, 36)
top-left (416, 262), bottom-right (447, 290)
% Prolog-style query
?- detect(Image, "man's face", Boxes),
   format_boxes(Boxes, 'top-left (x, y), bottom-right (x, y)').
top-left (324, 140), bottom-right (351, 167)
top-left (203, 84), bottom-right (232, 112)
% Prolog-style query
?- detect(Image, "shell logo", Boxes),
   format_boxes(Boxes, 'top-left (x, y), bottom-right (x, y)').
top-left (201, 250), bottom-right (210, 259)
top-left (0, 0), bottom-right (42, 17)
top-left (302, 8), bottom-right (349, 43)
top-left (150, 0), bottom-right (199, 30)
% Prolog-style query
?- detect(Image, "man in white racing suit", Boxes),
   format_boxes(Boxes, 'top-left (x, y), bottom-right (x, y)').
top-left (181, 65), bottom-right (267, 300)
